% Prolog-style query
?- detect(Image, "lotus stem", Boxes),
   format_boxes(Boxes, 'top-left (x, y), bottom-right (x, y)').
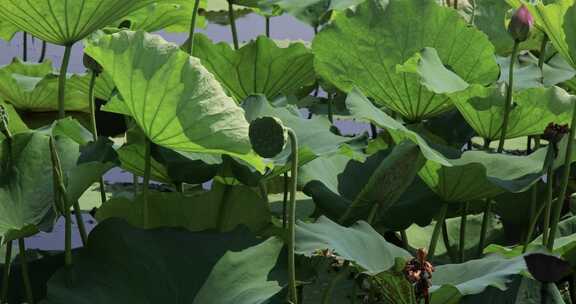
top-left (1, 240), bottom-right (12, 303)
top-left (58, 45), bottom-right (73, 118)
top-left (428, 203), bottom-right (448, 257)
top-left (321, 265), bottom-right (348, 304)
top-left (22, 32), bottom-right (28, 61)
top-left (283, 172), bottom-right (288, 229)
top-left (459, 202), bottom-right (469, 262)
top-left (400, 229), bottom-right (409, 249)
top-left (522, 196), bottom-right (550, 253)
top-left (497, 40), bottom-right (520, 153)
top-left (477, 199), bottom-right (492, 257)
top-left (186, 0), bottom-right (202, 54)
top-left (442, 220), bottom-right (457, 262)
top-left (542, 165), bottom-right (554, 245)
top-left (87, 70), bottom-right (107, 205)
top-left (547, 101), bottom-right (576, 249)
top-left (38, 40), bottom-right (47, 63)
top-left (287, 128), bottom-right (299, 304)
top-left (18, 239), bottom-right (33, 304)
top-left (227, 0), bottom-right (239, 50)
top-left (73, 200), bottom-right (88, 246)
top-left (142, 138), bottom-right (152, 228)
top-left (538, 35), bottom-right (549, 84)
top-left (49, 137), bottom-right (73, 266)
top-left (265, 16), bottom-right (271, 38)
top-left (327, 95), bottom-right (334, 124)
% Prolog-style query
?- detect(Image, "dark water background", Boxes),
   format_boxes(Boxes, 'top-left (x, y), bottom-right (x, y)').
top-left (0, 13), bottom-right (370, 249)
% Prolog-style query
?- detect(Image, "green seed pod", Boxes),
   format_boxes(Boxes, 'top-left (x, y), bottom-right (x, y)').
top-left (83, 53), bottom-right (103, 75)
top-left (249, 116), bottom-right (287, 158)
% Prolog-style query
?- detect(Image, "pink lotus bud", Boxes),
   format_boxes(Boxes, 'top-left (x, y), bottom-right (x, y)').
top-left (508, 5), bottom-right (534, 42)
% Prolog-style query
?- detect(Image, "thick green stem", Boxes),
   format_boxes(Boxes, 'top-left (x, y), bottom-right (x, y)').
top-left (327, 94), bottom-right (334, 124)
top-left (22, 32), bottom-right (28, 61)
top-left (18, 239), bottom-right (33, 304)
top-left (321, 267), bottom-right (348, 304)
top-left (73, 200), bottom-right (88, 246)
top-left (185, 0), bottom-right (202, 54)
top-left (538, 35), bottom-right (549, 84)
top-left (142, 138), bottom-right (152, 228)
top-left (58, 45), bottom-right (73, 119)
top-left (459, 202), bottom-right (469, 262)
top-left (400, 230), bottom-right (408, 249)
top-left (542, 165), bottom-right (554, 246)
top-left (497, 41), bottom-right (520, 153)
top-left (265, 16), bottom-right (271, 38)
top-left (38, 40), bottom-right (47, 63)
top-left (49, 138), bottom-right (73, 266)
top-left (477, 199), bottom-right (492, 257)
top-left (483, 138), bottom-right (491, 150)
top-left (282, 172), bottom-right (288, 229)
top-left (227, 0), bottom-right (239, 50)
top-left (522, 196), bottom-right (549, 253)
top-left (547, 101), bottom-right (576, 249)
top-left (88, 71), bottom-right (107, 205)
top-left (428, 204), bottom-right (448, 257)
top-left (287, 129), bottom-right (299, 304)
top-left (64, 196), bottom-right (72, 266)
top-left (442, 220), bottom-right (457, 263)
top-left (1, 241), bottom-right (12, 303)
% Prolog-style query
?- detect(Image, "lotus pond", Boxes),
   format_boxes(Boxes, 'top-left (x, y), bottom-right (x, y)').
top-left (2, 0), bottom-right (576, 303)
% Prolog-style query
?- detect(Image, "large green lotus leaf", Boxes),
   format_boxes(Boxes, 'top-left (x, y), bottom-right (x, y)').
top-left (243, 95), bottom-right (365, 168)
top-left (0, 0), bottom-right (157, 45)
top-left (43, 219), bottom-right (285, 304)
top-left (496, 53), bottom-right (576, 89)
top-left (300, 141), bottom-right (423, 224)
top-left (450, 84), bottom-right (575, 141)
top-left (313, 0), bottom-right (499, 121)
top-left (406, 213), bottom-right (504, 263)
top-left (295, 216), bottom-right (411, 275)
top-left (0, 18), bottom-right (19, 41)
top-left (96, 183), bottom-right (271, 232)
top-left (0, 59), bottom-right (88, 112)
top-left (459, 276), bottom-right (565, 304)
top-left (300, 149), bottom-right (443, 229)
top-left (193, 34), bottom-right (315, 103)
top-left (0, 129), bottom-right (80, 242)
top-left (85, 31), bottom-right (265, 171)
top-left (486, 215), bottom-right (576, 267)
top-left (347, 88), bottom-right (553, 201)
top-left (115, 0), bottom-right (207, 33)
top-left (430, 255), bottom-right (530, 304)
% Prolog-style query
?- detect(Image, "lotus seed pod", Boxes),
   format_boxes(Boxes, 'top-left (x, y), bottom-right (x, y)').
top-left (249, 116), bottom-right (287, 158)
top-left (508, 5), bottom-right (533, 42)
top-left (83, 53), bottom-right (103, 75)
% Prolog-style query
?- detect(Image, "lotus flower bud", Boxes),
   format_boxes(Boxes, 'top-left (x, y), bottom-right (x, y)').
top-left (508, 5), bottom-right (534, 42)
top-left (249, 116), bottom-right (287, 158)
